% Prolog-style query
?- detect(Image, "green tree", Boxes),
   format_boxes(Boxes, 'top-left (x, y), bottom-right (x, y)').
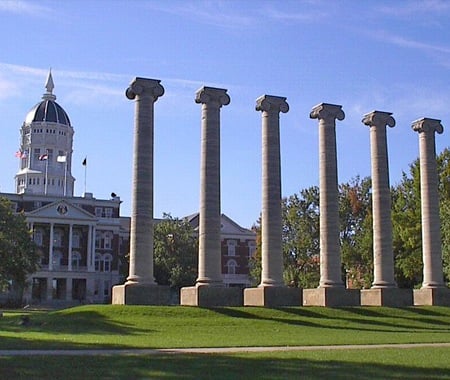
top-left (339, 176), bottom-right (373, 288)
top-left (0, 197), bottom-right (39, 302)
top-left (153, 213), bottom-right (198, 289)
top-left (282, 186), bottom-right (320, 288)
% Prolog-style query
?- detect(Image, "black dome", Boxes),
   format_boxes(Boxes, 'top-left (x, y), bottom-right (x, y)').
top-left (25, 99), bottom-right (71, 126)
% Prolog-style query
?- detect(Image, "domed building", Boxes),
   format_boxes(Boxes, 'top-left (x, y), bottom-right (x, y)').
top-left (16, 71), bottom-right (75, 196)
top-left (1, 72), bottom-right (127, 306)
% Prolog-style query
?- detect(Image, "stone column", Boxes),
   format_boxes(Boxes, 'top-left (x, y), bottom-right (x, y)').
top-left (112, 77), bottom-right (169, 305)
top-left (196, 86), bottom-right (230, 286)
top-left (360, 111), bottom-right (412, 306)
top-left (303, 103), bottom-right (359, 306)
top-left (181, 86), bottom-right (242, 306)
top-left (244, 95), bottom-right (301, 307)
top-left (412, 118), bottom-right (450, 305)
top-left (68, 224), bottom-right (73, 271)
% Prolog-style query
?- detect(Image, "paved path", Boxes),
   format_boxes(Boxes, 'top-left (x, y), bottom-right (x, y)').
top-left (1, 343), bottom-right (449, 356)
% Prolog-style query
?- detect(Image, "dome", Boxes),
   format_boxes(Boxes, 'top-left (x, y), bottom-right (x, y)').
top-left (24, 70), bottom-right (71, 126)
top-left (25, 99), bottom-right (71, 126)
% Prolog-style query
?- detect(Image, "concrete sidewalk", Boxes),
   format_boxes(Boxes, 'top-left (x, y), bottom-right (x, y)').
top-left (1, 342), bottom-right (449, 356)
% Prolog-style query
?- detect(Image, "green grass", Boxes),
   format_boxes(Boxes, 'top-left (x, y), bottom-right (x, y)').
top-left (0, 305), bottom-right (449, 349)
top-left (1, 348), bottom-right (450, 379)
top-left (1, 306), bottom-right (449, 379)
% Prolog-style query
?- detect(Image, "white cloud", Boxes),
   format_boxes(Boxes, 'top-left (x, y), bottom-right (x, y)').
top-left (0, 0), bottom-right (52, 15)
top-left (379, 0), bottom-right (450, 16)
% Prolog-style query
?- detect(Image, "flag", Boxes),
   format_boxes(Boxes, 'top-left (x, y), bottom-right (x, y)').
top-left (15, 150), bottom-right (27, 159)
top-left (82, 157), bottom-right (87, 166)
top-left (39, 154), bottom-right (48, 161)
top-left (57, 155), bottom-right (67, 163)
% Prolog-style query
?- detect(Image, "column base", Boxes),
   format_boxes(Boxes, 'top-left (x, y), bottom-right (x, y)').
top-left (360, 288), bottom-right (413, 307)
top-left (244, 286), bottom-right (302, 307)
top-left (180, 285), bottom-right (243, 307)
top-left (414, 287), bottom-right (450, 306)
top-left (303, 287), bottom-right (360, 307)
top-left (112, 283), bottom-right (170, 305)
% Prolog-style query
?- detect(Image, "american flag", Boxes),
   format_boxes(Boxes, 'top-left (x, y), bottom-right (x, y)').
top-left (15, 150), bottom-right (27, 159)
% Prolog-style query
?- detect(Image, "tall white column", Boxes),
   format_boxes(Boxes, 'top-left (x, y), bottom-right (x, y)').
top-left (68, 224), bottom-right (73, 271)
top-left (362, 111), bottom-right (396, 288)
top-left (310, 103), bottom-right (345, 288)
top-left (195, 86), bottom-right (230, 286)
top-left (412, 118), bottom-right (445, 288)
top-left (257, 95), bottom-right (289, 287)
top-left (125, 78), bottom-right (164, 285)
top-left (48, 223), bottom-right (54, 271)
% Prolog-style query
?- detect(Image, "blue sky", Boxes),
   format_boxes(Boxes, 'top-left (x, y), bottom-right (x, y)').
top-left (1, 0), bottom-right (449, 228)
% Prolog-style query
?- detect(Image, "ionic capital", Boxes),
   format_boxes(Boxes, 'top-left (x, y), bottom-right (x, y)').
top-left (362, 110), bottom-right (395, 129)
top-left (126, 77), bottom-right (164, 102)
top-left (255, 95), bottom-right (289, 114)
top-left (412, 117), bottom-right (444, 135)
top-left (310, 103), bottom-right (345, 122)
top-left (195, 86), bottom-right (230, 108)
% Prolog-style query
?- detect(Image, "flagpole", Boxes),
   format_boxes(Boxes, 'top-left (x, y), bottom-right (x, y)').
top-left (64, 156), bottom-right (67, 197)
top-left (83, 156), bottom-right (87, 195)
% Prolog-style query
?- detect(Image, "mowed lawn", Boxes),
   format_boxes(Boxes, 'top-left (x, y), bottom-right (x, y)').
top-left (0, 305), bottom-right (449, 379)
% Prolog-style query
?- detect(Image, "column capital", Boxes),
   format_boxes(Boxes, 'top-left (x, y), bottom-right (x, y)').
top-left (412, 117), bottom-right (444, 134)
top-left (195, 86), bottom-right (230, 107)
top-left (255, 95), bottom-right (289, 114)
top-left (362, 110), bottom-right (395, 128)
top-left (125, 77), bottom-right (164, 102)
top-left (310, 103), bottom-right (345, 122)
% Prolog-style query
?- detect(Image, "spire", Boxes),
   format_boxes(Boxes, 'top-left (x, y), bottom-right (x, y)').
top-left (42, 69), bottom-right (56, 101)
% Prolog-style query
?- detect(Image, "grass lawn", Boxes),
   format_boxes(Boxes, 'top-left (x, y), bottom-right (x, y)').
top-left (0, 305), bottom-right (449, 379)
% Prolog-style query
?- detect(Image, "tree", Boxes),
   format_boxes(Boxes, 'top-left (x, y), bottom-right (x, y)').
top-left (153, 213), bottom-right (198, 289)
top-left (339, 176), bottom-right (373, 288)
top-left (0, 197), bottom-right (39, 302)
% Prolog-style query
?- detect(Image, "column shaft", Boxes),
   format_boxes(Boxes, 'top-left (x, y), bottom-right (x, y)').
top-left (311, 103), bottom-right (345, 288)
top-left (196, 87), bottom-right (230, 286)
top-left (363, 111), bottom-right (396, 288)
top-left (257, 95), bottom-right (289, 286)
top-left (126, 78), bottom-right (164, 285)
top-left (413, 118), bottom-right (445, 288)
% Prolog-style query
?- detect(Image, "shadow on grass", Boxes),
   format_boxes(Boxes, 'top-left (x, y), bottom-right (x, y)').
top-left (1, 352), bottom-right (449, 380)
top-left (210, 306), bottom-right (450, 335)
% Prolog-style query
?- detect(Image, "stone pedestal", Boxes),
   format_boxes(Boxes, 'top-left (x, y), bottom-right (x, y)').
top-left (244, 286), bottom-right (302, 307)
top-left (112, 283), bottom-right (170, 306)
top-left (180, 285), bottom-right (242, 307)
top-left (303, 288), bottom-right (360, 307)
top-left (360, 288), bottom-right (413, 307)
top-left (414, 288), bottom-right (450, 306)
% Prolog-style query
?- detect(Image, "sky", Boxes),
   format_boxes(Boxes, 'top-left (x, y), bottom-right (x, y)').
top-left (1, 0), bottom-right (449, 229)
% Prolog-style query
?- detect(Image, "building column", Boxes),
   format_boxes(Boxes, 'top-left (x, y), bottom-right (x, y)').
top-left (68, 224), bottom-right (73, 271)
top-left (244, 95), bottom-right (301, 307)
top-left (112, 77), bottom-right (169, 305)
top-left (181, 86), bottom-right (242, 306)
top-left (87, 225), bottom-right (95, 272)
top-left (48, 223), bottom-right (54, 271)
top-left (360, 111), bottom-right (412, 306)
top-left (412, 118), bottom-right (449, 305)
top-left (303, 103), bottom-right (359, 306)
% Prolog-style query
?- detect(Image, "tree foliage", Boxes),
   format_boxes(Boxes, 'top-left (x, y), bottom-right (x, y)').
top-left (0, 197), bottom-right (39, 296)
top-left (153, 213), bottom-right (198, 289)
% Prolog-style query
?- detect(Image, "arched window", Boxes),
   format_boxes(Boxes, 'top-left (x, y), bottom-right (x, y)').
top-left (72, 252), bottom-right (81, 269)
top-left (226, 259), bottom-right (238, 275)
top-left (103, 254), bottom-right (113, 272)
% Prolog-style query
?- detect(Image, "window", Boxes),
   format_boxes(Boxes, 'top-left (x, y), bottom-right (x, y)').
top-left (72, 231), bottom-right (81, 248)
top-left (104, 280), bottom-right (111, 297)
top-left (95, 253), bottom-right (101, 272)
top-left (72, 252), bottom-right (81, 269)
top-left (34, 229), bottom-right (43, 246)
top-left (226, 259), bottom-right (238, 275)
top-left (52, 251), bottom-right (62, 268)
top-left (33, 148), bottom-right (41, 163)
top-left (103, 232), bottom-right (113, 249)
top-left (248, 241), bottom-right (256, 258)
top-left (104, 208), bottom-right (113, 218)
top-left (53, 229), bottom-right (64, 247)
top-left (103, 254), bottom-right (112, 272)
top-left (227, 240), bottom-right (237, 256)
top-left (95, 207), bottom-right (103, 217)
